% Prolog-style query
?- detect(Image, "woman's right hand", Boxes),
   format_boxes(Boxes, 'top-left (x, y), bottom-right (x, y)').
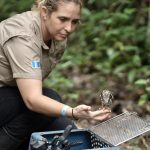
top-left (72, 104), bottom-right (111, 122)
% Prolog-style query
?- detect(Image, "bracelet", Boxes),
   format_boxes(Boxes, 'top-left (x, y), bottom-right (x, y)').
top-left (60, 105), bottom-right (69, 117)
top-left (72, 108), bottom-right (78, 120)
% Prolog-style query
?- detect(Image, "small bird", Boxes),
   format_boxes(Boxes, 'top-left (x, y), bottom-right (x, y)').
top-left (99, 90), bottom-right (113, 108)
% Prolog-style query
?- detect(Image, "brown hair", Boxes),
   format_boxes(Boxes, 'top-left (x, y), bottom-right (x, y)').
top-left (32, 0), bottom-right (83, 12)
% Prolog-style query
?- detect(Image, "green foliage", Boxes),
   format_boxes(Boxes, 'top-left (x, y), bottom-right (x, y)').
top-left (64, 0), bottom-right (149, 104)
top-left (43, 67), bottom-right (79, 101)
top-left (135, 78), bottom-right (150, 105)
top-left (0, 0), bottom-right (34, 21)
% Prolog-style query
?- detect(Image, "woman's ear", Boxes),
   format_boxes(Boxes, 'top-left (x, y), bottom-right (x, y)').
top-left (40, 5), bottom-right (48, 20)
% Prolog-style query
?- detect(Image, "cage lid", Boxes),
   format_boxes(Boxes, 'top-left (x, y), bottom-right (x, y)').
top-left (89, 112), bottom-right (150, 146)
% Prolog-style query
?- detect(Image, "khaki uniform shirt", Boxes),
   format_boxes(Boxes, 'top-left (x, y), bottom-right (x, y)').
top-left (0, 11), bottom-right (67, 87)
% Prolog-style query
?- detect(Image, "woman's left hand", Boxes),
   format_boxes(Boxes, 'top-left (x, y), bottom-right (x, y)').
top-left (72, 104), bottom-right (111, 122)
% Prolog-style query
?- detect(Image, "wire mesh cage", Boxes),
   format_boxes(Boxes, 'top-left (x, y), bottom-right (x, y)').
top-left (29, 112), bottom-right (150, 150)
top-left (29, 129), bottom-right (118, 150)
top-left (90, 112), bottom-right (150, 146)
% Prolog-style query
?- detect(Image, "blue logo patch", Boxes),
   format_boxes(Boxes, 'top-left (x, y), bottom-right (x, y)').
top-left (32, 60), bottom-right (41, 68)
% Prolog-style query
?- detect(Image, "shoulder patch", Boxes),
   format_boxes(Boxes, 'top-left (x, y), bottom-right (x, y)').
top-left (32, 60), bottom-right (41, 68)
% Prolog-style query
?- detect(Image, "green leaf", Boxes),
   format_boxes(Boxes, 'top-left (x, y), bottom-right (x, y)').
top-left (128, 70), bottom-right (136, 83)
top-left (146, 87), bottom-right (150, 93)
top-left (135, 79), bottom-right (148, 86)
top-left (138, 94), bottom-right (148, 106)
top-left (132, 55), bottom-right (141, 67)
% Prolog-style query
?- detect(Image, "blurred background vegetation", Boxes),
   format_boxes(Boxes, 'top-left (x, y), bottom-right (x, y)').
top-left (0, 0), bottom-right (149, 123)
top-left (0, 0), bottom-right (149, 149)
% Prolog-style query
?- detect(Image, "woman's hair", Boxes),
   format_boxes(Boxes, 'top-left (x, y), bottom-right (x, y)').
top-left (32, 0), bottom-right (83, 13)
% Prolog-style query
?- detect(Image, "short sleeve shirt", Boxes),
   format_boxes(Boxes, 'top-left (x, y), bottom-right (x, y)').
top-left (0, 11), bottom-right (67, 87)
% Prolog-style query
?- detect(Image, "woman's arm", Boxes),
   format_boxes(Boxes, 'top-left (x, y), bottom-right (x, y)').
top-left (16, 78), bottom-right (111, 121)
top-left (16, 78), bottom-right (72, 117)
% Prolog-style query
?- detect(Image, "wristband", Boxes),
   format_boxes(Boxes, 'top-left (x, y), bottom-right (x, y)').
top-left (60, 105), bottom-right (69, 117)
top-left (72, 108), bottom-right (78, 120)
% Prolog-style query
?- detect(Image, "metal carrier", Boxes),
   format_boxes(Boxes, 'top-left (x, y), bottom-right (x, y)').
top-left (28, 112), bottom-right (150, 150)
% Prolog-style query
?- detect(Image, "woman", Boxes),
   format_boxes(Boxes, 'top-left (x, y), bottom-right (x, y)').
top-left (0, 0), bottom-right (111, 149)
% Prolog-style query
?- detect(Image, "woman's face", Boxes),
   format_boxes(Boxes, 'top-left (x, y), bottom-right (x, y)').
top-left (42, 2), bottom-right (81, 41)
